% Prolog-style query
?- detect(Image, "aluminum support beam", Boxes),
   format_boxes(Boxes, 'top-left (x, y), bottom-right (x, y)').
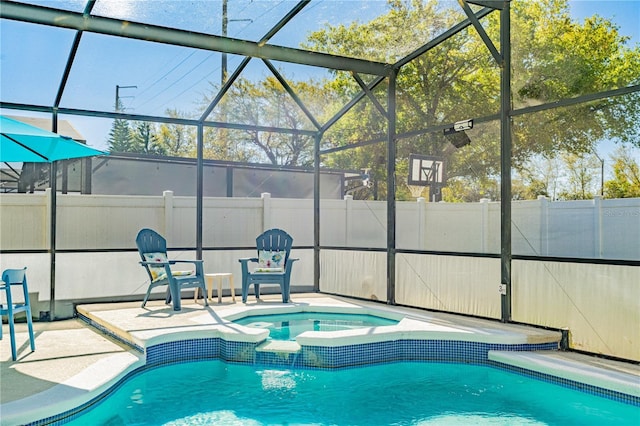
top-left (196, 124), bottom-right (204, 260)
top-left (499, 1), bottom-right (512, 322)
top-left (200, 0), bottom-right (311, 121)
top-left (54, 1), bottom-right (96, 107)
top-left (458, 0), bottom-right (502, 65)
top-left (387, 71), bottom-right (397, 305)
top-left (313, 133), bottom-right (322, 293)
top-left (468, 1), bottom-right (504, 9)
top-left (48, 113), bottom-right (58, 321)
top-left (263, 59), bottom-right (322, 130)
top-left (0, 1), bottom-right (390, 76)
top-left (352, 72), bottom-right (388, 119)
top-left (321, 76), bottom-right (386, 132)
top-left (394, 7), bottom-right (493, 69)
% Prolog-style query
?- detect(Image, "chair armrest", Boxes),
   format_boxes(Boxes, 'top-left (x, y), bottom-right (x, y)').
top-left (169, 259), bottom-right (204, 266)
top-left (140, 260), bottom-right (171, 266)
top-left (169, 259), bottom-right (204, 275)
top-left (238, 257), bottom-right (259, 264)
top-left (285, 258), bottom-right (299, 271)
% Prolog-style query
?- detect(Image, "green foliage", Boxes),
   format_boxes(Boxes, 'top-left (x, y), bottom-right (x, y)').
top-left (204, 76), bottom-right (323, 166)
top-left (131, 121), bottom-right (166, 155)
top-left (604, 146), bottom-right (640, 198)
top-left (305, 0), bottom-right (640, 201)
top-left (556, 152), bottom-right (600, 200)
top-left (107, 118), bottom-right (133, 153)
top-left (103, 0), bottom-right (640, 202)
top-left (154, 110), bottom-right (196, 158)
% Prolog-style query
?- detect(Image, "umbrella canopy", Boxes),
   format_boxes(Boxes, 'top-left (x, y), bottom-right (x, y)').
top-left (0, 115), bottom-right (107, 162)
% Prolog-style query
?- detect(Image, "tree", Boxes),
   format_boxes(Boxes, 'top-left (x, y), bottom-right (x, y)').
top-left (155, 109), bottom-right (196, 157)
top-left (202, 76), bottom-right (325, 166)
top-left (556, 152), bottom-right (601, 200)
top-left (604, 146), bottom-right (640, 198)
top-left (512, 155), bottom-right (563, 200)
top-left (107, 117), bottom-right (133, 153)
top-left (131, 121), bottom-right (166, 155)
top-left (303, 0), bottom-right (640, 200)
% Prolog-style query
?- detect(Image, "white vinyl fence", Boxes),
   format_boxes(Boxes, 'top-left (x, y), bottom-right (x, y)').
top-left (1, 191), bottom-right (638, 361)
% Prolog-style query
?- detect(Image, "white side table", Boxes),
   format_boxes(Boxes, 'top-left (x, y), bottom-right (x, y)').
top-left (196, 273), bottom-right (236, 304)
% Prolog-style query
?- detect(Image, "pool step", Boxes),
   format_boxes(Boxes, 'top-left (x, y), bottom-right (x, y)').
top-left (256, 340), bottom-right (301, 354)
top-left (489, 350), bottom-right (640, 398)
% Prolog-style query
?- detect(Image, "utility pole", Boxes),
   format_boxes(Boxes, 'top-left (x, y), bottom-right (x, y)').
top-left (592, 150), bottom-right (605, 196)
top-left (221, 0), bottom-right (228, 85)
top-left (115, 84), bottom-right (137, 112)
top-left (221, 0), bottom-right (252, 85)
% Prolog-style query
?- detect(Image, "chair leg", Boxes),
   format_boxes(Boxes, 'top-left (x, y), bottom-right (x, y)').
top-left (200, 282), bottom-right (209, 307)
top-left (141, 287), bottom-right (153, 308)
top-left (8, 310), bottom-right (17, 361)
top-left (242, 278), bottom-right (249, 303)
top-left (26, 306), bottom-right (35, 352)
top-left (283, 281), bottom-right (291, 303)
top-left (168, 281), bottom-right (181, 311)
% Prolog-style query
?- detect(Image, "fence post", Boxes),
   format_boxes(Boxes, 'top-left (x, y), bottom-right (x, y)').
top-left (538, 195), bottom-right (549, 256)
top-left (163, 190), bottom-right (174, 240)
top-left (417, 197), bottom-right (426, 250)
top-left (262, 192), bottom-right (272, 231)
top-left (45, 188), bottom-right (52, 248)
top-left (344, 194), bottom-right (353, 246)
top-left (480, 198), bottom-right (490, 253)
top-left (593, 195), bottom-right (603, 258)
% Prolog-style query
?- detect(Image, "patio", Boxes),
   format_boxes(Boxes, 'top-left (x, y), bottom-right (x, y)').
top-left (1, 0), bottom-right (639, 422)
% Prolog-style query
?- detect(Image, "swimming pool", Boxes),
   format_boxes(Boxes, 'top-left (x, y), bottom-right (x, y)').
top-left (234, 312), bottom-right (399, 340)
top-left (64, 360), bottom-right (640, 425)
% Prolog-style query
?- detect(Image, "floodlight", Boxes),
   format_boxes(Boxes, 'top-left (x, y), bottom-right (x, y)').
top-left (447, 131), bottom-right (471, 148)
top-left (454, 119), bottom-right (473, 132)
top-left (443, 119), bottom-right (473, 148)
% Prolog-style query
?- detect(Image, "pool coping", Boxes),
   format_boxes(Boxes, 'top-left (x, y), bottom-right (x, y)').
top-left (489, 350), bottom-right (640, 398)
top-left (2, 295), bottom-right (639, 425)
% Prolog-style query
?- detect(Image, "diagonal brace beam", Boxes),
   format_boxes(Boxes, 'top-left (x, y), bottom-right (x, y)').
top-left (321, 76), bottom-right (386, 132)
top-left (263, 59), bottom-right (322, 130)
top-left (458, 0), bottom-right (503, 66)
top-left (352, 72), bottom-right (388, 119)
top-left (54, 0), bottom-right (97, 108)
top-left (0, 0), bottom-right (391, 76)
top-left (200, 0), bottom-right (311, 121)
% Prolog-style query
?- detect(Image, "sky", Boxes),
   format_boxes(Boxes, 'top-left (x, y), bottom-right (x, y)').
top-left (1, 0), bottom-right (639, 167)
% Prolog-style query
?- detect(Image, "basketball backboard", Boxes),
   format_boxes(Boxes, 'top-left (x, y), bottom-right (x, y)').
top-left (408, 154), bottom-right (445, 186)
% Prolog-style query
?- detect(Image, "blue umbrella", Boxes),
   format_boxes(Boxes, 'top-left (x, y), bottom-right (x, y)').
top-left (1, 114), bottom-right (107, 321)
top-left (1, 115), bottom-right (107, 162)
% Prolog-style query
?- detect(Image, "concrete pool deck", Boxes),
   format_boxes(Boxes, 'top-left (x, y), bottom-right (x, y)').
top-left (1, 293), bottom-right (639, 425)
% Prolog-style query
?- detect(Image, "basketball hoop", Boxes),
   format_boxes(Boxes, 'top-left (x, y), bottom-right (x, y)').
top-left (407, 154), bottom-right (446, 202)
top-left (408, 185), bottom-right (425, 198)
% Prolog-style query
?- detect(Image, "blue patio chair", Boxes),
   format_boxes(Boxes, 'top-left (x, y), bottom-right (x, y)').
top-left (239, 228), bottom-right (298, 303)
top-left (136, 228), bottom-right (208, 311)
top-left (1, 267), bottom-right (36, 361)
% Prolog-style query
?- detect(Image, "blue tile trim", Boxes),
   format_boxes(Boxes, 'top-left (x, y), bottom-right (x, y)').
top-left (146, 338), bottom-right (220, 366)
top-left (295, 340), bottom-right (559, 369)
top-left (487, 360), bottom-right (640, 407)
top-left (30, 338), bottom-right (638, 425)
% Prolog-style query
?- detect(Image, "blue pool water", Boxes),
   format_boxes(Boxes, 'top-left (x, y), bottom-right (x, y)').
top-left (234, 312), bottom-right (398, 340)
top-left (65, 360), bottom-right (639, 425)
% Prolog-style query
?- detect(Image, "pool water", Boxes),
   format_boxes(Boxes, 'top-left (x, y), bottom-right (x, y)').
top-left (65, 360), bottom-right (639, 425)
top-left (234, 312), bottom-right (398, 340)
